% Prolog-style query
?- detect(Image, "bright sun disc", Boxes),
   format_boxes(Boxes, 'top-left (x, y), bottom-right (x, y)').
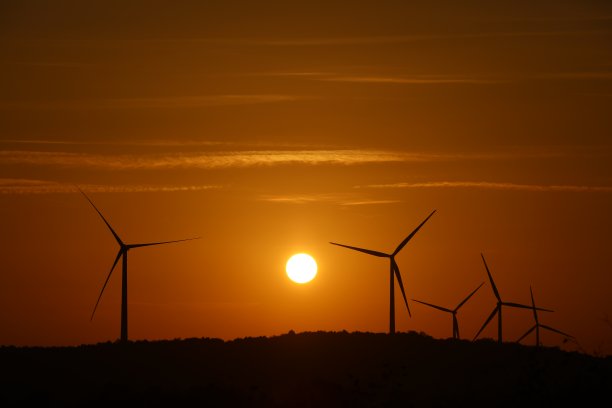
top-left (286, 253), bottom-right (317, 284)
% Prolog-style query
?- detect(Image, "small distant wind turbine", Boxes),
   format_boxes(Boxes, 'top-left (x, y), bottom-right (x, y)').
top-left (79, 188), bottom-right (198, 343)
top-left (517, 286), bottom-right (573, 347)
top-left (412, 282), bottom-right (484, 339)
top-left (330, 210), bottom-right (436, 334)
top-left (473, 254), bottom-right (552, 343)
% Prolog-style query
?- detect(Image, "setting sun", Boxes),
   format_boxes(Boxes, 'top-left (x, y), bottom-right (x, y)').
top-left (286, 253), bottom-right (318, 284)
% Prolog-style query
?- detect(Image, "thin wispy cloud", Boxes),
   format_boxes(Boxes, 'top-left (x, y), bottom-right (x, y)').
top-left (0, 139), bottom-right (233, 147)
top-left (259, 194), bottom-right (399, 206)
top-left (105, 95), bottom-right (302, 108)
top-left (0, 139), bottom-right (340, 150)
top-left (259, 194), bottom-right (339, 204)
top-left (360, 181), bottom-right (612, 193)
top-left (318, 75), bottom-right (500, 85)
top-left (0, 150), bottom-right (416, 169)
top-left (340, 200), bottom-right (400, 206)
top-left (248, 70), bottom-right (612, 86)
top-left (0, 179), bottom-right (220, 194)
top-left (241, 71), bottom-right (503, 85)
top-left (544, 72), bottom-right (612, 80)
top-left (1, 61), bottom-right (92, 68)
top-left (246, 30), bottom-right (609, 46)
top-left (0, 148), bottom-right (601, 170)
top-left (6, 28), bottom-right (607, 48)
top-left (0, 94), bottom-right (303, 110)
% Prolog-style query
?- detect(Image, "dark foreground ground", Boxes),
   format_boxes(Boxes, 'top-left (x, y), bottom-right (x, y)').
top-left (1, 331), bottom-right (610, 407)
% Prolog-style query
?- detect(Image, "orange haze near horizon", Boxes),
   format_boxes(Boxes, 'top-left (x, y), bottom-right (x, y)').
top-left (0, 1), bottom-right (611, 355)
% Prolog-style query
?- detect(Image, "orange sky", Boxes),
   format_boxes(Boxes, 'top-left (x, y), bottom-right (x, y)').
top-left (1, 1), bottom-right (611, 354)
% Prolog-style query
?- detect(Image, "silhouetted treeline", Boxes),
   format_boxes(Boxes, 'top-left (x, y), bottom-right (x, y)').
top-left (1, 331), bottom-right (610, 407)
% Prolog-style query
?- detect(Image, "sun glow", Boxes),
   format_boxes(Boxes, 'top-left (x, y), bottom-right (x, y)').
top-left (286, 253), bottom-right (318, 284)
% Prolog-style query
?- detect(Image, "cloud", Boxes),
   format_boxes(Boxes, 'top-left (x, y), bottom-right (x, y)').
top-left (360, 181), bottom-right (612, 193)
top-left (0, 179), bottom-right (219, 194)
top-left (318, 75), bottom-right (500, 85)
top-left (0, 139), bottom-right (233, 147)
top-left (244, 30), bottom-right (608, 46)
top-left (0, 139), bottom-right (341, 150)
top-left (544, 72), bottom-right (612, 80)
top-left (1, 147), bottom-right (603, 170)
top-left (0, 150), bottom-right (418, 169)
top-left (246, 71), bottom-right (500, 84)
top-left (259, 194), bottom-right (339, 204)
top-left (259, 194), bottom-right (399, 206)
top-left (340, 200), bottom-right (400, 206)
top-left (264, 71), bottom-right (612, 86)
top-left (1, 61), bottom-right (92, 68)
top-left (0, 94), bottom-right (303, 110)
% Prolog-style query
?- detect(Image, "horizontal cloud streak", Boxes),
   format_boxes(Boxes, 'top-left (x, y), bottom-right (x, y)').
top-left (246, 30), bottom-right (608, 46)
top-left (0, 150), bottom-right (421, 169)
top-left (341, 200), bottom-right (400, 206)
top-left (0, 94), bottom-right (302, 110)
top-left (361, 181), bottom-right (612, 192)
top-left (545, 72), bottom-right (612, 80)
top-left (7, 28), bottom-right (607, 48)
top-left (2, 146), bottom-right (604, 170)
top-left (0, 179), bottom-right (219, 194)
top-left (319, 75), bottom-right (499, 85)
top-left (259, 194), bottom-right (338, 204)
top-left (0, 139), bottom-right (231, 147)
top-left (259, 194), bottom-right (399, 206)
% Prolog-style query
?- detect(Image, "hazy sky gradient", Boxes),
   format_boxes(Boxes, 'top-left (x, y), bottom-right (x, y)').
top-left (1, 1), bottom-right (611, 354)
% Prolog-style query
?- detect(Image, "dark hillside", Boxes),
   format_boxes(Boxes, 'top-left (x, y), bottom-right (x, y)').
top-left (1, 331), bottom-right (609, 407)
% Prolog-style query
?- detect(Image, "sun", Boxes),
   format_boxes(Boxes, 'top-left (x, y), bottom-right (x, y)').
top-left (286, 253), bottom-right (318, 284)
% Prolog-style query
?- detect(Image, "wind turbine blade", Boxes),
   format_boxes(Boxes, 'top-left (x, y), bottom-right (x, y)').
top-left (455, 282), bottom-right (485, 311)
top-left (90, 250), bottom-right (123, 321)
top-left (473, 306), bottom-right (498, 340)
top-left (541, 324), bottom-right (574, 338)
top-left (412, 299), bottom-right (452, 313)
top-left (503, 302), bottom-right (553, 312)
top-left (128, 237), bottom-right (200, 249)
top-left (481, 254), bottom-right (501, 302)
top-left (329, 242), bottom-right (388, 257)
top-left (530, 286), bottom-right (539, 324)
top-left (474, 306), bottom-right (499, 340)
top-left (516, 325), bottom-right (536, 343)
top-left (454, 315), bottom-right (460, 339)
top-left (392, 260), bottom-right (411, 317)
top-left (392, 210), bottom-right (436, 256)
top-left (78, 187), bottom-right (123, 246)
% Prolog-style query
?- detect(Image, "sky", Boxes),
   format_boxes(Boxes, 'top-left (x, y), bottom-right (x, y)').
top-left (1, 0), bottom-right (611, 354)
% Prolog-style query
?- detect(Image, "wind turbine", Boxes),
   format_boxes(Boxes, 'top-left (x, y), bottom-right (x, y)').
top-left (330, 210), bottom-right (436, 334)
top-left (79, 188), bottom-right (198, 343)
top-left (473, 254), bottom-right (552, 343)
top-left (412, 282), bottom-right (484, 339)
top-left (517, 286), bottom-right (573, 347)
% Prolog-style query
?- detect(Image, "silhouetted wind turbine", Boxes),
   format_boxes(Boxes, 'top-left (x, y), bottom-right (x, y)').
top-left (412, 282), bottom-right (484, 339)
top-left (473, 254), bottom-right (552, 343)
top-left (517, 286), bottom-right (573, 347)
top-left (79, 188), bottom-right (198, 343)
top-left (330, 210), bottom-right (436, 334)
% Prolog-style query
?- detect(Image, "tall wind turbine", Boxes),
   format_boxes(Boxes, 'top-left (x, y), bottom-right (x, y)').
top-left (79, 188), bottom-right (198, 343)
top-left (412, 282), bottom-right (484, 339)
top-left (517, 286), bottom-right (573, 347)
top-left (474, 254), bottom-right (552, 343)
top-left (330, 210), bottom-right (436, 334)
